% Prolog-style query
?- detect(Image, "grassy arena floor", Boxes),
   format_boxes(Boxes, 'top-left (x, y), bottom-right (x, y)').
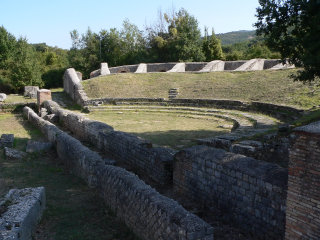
top-left (83, 69), bottom-right (320, 109)
top-left (87, 110), bottom-right (233, 149)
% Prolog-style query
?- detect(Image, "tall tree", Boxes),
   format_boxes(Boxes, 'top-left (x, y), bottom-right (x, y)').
top-left (9, 38), bottom-right (43, 91)
top-left (203, 28), bottom-right (224, 61)
top-left (255, 0), bottom-right (320, 81)
top-left (0, 26), bottom-right (16, 68)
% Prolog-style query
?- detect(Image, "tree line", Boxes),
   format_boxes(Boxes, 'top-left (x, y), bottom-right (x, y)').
top-left (1, 3), bottom-right (319, 93)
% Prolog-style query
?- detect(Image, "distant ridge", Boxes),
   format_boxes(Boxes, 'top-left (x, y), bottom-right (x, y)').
top-left (217, 30), bottom-right (256, 45)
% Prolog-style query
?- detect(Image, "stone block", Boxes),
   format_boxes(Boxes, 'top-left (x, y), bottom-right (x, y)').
top-left (0, 187), bottom-right (45, 240)
top-left (24, 86), bottom-right (39, 98)
top-left (37, 89), bottom-right (52, 109)
top-left (4, 147), bottom-right (27, 159)
top-left (26, 140), bottom-right (52, 153)
top-left (0, 134), bottom-right (14, 148)
top-left (0, 93), bottom-right (7, 102)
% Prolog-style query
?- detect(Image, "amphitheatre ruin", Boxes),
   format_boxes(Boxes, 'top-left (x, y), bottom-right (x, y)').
top-left (0, 59), bottom-right (319, 239)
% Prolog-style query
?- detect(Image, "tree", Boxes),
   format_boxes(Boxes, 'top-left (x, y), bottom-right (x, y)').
top-left (9, 38), bottom-right (43, 91)
top-left (203, 28), bottom-right (224, 61)
top-left (255, 0), bottom-right (320, 81)
top-left (0, 26), bottom-right (16, 68)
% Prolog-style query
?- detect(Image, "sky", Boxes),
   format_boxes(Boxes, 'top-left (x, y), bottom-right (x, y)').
top-left (0, 0), bottom-right (260, 49)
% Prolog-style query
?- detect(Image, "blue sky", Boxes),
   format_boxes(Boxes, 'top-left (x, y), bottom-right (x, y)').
top-left (0, 0), bottom-right (259, 49)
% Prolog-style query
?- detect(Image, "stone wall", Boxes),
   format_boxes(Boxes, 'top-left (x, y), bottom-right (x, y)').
top-left (173, 145), bottom-right (288, 239)
top-left (43, 100), bottom-right (174, 185)
top-left (63, 68), bottom-right (88, 105)
top-left (23, 106), bottom-right (214, 240)
top-left (285, 121), bottom-right (320, 239)
top-left (109, 64), bottom-right (139, 74)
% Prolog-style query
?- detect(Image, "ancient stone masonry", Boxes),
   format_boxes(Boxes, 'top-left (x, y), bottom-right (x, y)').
top-left (88, 59), bottom-right (293, 78)
top-left (43, 100), bottom-right (175, 185)
top-left (23, 106), bottom-right (214, 240)
top-left (173, 145), bottom-right (288, 239)
top-left (0, 187), bottom-right (45, 240)
top-left (63, 68), bottom-right (88, 106)
top-left (285, 121), bottom-right (320, 240)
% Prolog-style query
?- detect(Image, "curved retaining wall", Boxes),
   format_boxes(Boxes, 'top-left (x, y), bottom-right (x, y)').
top-left (174, 145), bottom-right (288, 239)
top-left (84, 97), bottom-right (303, 121)
top-left (43, 100), bottom-right (174, 185)
top-left (23, 106), bottom-right (214, 240)
top-left (89, 59), bottom-right (291, 77)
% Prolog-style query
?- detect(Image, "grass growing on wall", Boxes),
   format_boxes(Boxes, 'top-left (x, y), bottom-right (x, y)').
top-left (83, 69), bottom-right (320, 109)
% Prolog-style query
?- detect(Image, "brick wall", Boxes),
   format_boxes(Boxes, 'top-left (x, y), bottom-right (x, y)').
top-left (285, 121), bottom-right (320, 239)
top-left (173, 145), bottom-right (288, 239)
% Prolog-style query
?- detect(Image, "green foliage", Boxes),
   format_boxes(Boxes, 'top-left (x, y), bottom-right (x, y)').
top-left (217, 30), bottom-right (256, 45)
top-left (255, 0), bottom-right (320, 82)
top-left (203, 28), bottom-right (224, 61)
top-left (9, 38), bottom-right (43, 91)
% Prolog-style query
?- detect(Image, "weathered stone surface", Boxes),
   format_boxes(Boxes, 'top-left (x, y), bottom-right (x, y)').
top-left (174, 145), bottom-right (288, 239)
top-left (199, 60), bottom-right (225, 72)
top-left (135, 63), bottom-right (147, 73)
top-left (168, 62), bottom-right (185, 72)
top-left (285, 121), bottom-right (320, 239)
top-left (0, 134), bottom-right (14, 148)
top-left (4, 147), bottom-right (27, 159)
top-left (23, 106), bottom-right (214, 240)
top-left (0, 93), bottom-right (7, 102)
top-left (100, 62), bottom-right (110, 76)
top-left (0, 187), bottom-right (45, 240)
top-left (24, 86), bottom-right (39, 98)
top-left (40, 107), bottom-right (48, 118)
top-left (26, 140), bottom-right (52, 153)
top-left (37, 89), bottom-right (51, 109)
top-left (43, 113), bottom-right (59, 123)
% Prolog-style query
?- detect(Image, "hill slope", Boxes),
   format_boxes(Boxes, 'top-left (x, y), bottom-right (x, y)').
top-left (82, 69), bottom-right (320, 109)
top-left (217, 30), bottom-right (256, 45)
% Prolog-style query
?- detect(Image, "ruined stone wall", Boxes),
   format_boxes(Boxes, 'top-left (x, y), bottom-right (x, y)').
top-left (285, 121), bottom-right (320, 239)
top-left (147, 63), bottom-right (177, 72)
top-left (63, 68), bottom-right (88, 106)
top-left (23, 106), bottom-right (214, 240)
top-left (43, 100), bottom-right (174, 185)
top-left (109, 64), bottom-right (139, 74)
top-left (173, 145), bottom-right (288, 239)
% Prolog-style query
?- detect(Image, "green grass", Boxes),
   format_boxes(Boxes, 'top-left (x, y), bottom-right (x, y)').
top-left (87, 110), bottom-right (232, 149)
top-left (3, 94), bottom-right (36, 104)
top-left (0, 113), bottom-right (139, 240)
top-left (83, 69), bottom-right (320, 109)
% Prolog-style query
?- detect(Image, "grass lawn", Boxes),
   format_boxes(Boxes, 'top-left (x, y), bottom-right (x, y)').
top-left (87, 110), bottom-right (232, 149)
top-left (3, 94), bottom-right (36, 104)
top-left (83, 69), bottom-right (320, 109)
top-left (0, 113), bottom-right (138, 240)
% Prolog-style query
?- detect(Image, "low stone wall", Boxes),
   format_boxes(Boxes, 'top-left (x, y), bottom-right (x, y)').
top-left (0, 102), bottom-right (36, 112)
top-left (23, 106), bottom-right (214, 240)
top-left (0, 187), bottom-right (45, 240)
top-left (109, 64), bottom-right (139, 74)
top-left (83, 97), bottom-right (302, 120)
top-left (147, 63), bottom-right (177, 72)
top-left (43, 100), bottom-right (174, 185)
top-left (285, 121), bottom-right (320, 239)
top-left (173, 145), bottom-right (288, 239)
top-left (185, 62), bottom-right (207, 71)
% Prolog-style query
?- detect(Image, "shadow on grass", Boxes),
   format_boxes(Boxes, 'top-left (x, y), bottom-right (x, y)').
top-left (128, 129), bottom-right (228, 150)
top-left (51, 90), bottom-right (82, 111)
top-left (0, 147), bottom-right (139, 240)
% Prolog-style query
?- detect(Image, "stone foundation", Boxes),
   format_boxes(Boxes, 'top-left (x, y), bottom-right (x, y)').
top-left (23, 106), bottom-right (214, 240)
top-left (285, 121), bottom-right (320, 239)
top-left (173, 145), bottom-right (288, 239)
